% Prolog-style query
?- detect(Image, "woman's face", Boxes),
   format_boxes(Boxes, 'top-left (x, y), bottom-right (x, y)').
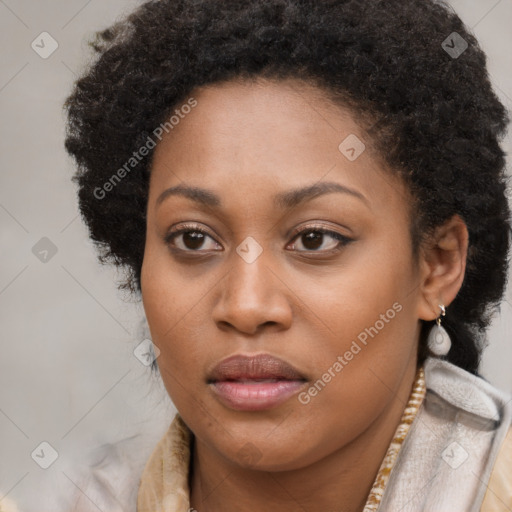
top-left (141, 78), bottom-right (425, 471)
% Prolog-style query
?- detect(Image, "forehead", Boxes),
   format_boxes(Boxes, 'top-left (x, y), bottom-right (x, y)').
top-left (148, 78), bottom-right (409, 215)
top-left (152, 77), bottom-right (359, 163)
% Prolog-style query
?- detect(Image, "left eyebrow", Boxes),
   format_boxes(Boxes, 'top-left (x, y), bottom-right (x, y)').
top-left (155, 181), bottom-right (369, 209)
top-left (274, 181), bottom-right (369, 209)
top-left (156, 184), bottom-right (220, 209)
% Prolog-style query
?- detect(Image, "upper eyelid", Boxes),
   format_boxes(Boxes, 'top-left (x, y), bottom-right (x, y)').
top-left (166, 223), bottom-right (346, 238)
top-left (165, 223), bottom-right (351, 248)
top-left (289, 223), bottom-right (348, 237)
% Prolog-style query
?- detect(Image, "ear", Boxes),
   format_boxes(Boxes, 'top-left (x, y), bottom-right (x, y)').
top-left (416, 214), bottom-right (469, 321)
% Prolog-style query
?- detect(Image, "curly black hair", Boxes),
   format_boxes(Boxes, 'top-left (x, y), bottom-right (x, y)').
top-left (64, 0), bottom-right (510, 375)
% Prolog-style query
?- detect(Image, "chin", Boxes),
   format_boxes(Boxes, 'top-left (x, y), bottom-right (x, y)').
top-left (211, 429), bottom-right (323, 473)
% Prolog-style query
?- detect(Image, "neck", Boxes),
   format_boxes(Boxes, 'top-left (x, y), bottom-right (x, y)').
top-left (190, 359), bottom-right (418, 512)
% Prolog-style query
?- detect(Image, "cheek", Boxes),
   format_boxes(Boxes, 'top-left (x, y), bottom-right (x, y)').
top-left (141, 241), bottom-right (207, 341)
top-left (140, 249), bottom-right (217, 400)
top-left (309, 235), bottom-right (414, 351)
top-left (292, 238), bottom-right (418, 411)
top-left (291, 307), bottom-right (417, 467)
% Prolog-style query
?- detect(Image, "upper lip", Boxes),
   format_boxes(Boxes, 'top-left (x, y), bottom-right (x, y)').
top-left (208, 354), bottom-right (306, 382)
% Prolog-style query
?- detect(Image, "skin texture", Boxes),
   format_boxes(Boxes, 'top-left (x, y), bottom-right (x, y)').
top-left (140, 78), bottom-right (468, 512)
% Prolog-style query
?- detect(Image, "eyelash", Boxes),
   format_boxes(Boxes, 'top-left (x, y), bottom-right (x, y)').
top-left (164, 223), bottom-right (353, 255)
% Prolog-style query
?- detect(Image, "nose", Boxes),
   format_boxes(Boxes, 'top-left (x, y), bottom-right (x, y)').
top-left (211, 250), bottom-right (293, 335)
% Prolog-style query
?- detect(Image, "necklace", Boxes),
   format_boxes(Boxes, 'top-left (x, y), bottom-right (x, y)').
top-left (362, 366), bottom-right (427, 511)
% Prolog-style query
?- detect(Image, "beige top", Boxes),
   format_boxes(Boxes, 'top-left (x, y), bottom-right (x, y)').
top-left (136, 367), bottom-right (512, 512)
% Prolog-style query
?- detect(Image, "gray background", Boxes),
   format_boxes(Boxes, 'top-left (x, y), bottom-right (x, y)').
top-left (1, 0), bottom-right (511, 510)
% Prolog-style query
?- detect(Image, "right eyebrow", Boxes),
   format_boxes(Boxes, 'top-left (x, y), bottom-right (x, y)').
top-left (155, 180), bottom-right (369, 210)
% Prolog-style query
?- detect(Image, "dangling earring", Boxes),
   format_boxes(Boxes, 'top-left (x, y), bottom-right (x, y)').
top-left (427, 304), bottom-right (451, 356)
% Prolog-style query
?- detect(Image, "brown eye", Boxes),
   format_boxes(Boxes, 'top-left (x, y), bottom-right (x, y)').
top-left (182, 231), bottom-right (207, 250)
top-left (300, 231), bottom-right (324, 250)
top-left (165, 225), bottom-right (222, 252)
top-left (289, 228), bottom-right (352, 252)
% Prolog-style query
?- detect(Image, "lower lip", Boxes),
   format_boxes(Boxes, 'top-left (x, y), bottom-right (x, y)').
top-left (210, 380), bottom-right (306, 411)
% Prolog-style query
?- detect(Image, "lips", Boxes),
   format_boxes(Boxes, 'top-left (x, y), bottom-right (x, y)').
top-left (208, 354), bottom-right (307, 411)
top-left (208, 353), bottom-right (306, 382)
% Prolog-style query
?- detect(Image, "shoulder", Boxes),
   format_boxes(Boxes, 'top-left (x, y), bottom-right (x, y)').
top-left (481, 427), bottom-right (512, 511)
top-left (69, 430), bottom-right (163, 512)
top-left (0, 496), bottom-right (19, 512)
top-left (421, 357), bottom-right (512, 510)
top-left (424, 357), bottom-right (511, 422)
top-left (69, 435), bottom-right (144, 512)
top-left (137, 414), bottom-right (192, 512)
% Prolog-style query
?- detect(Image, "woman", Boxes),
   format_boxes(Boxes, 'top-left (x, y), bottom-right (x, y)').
top-left (63, 0), bottom-right (512, 510)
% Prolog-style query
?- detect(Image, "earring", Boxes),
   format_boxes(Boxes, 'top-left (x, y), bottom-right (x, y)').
top-left (427, 304), bottom-right (451, 357)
